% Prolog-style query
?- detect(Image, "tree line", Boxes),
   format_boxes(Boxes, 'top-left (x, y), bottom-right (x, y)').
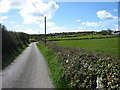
top-left (30, 29), bottom-right (116, 38)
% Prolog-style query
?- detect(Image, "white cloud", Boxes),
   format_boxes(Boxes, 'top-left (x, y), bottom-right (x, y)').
top-left (22, 29), bottom-right (41, 34)
top-left (0, 0), bottom-right (59, 24)
top-left (113, 24), bottom-right (118, 31)
top-left (78, 27), bottom-right (83, 30)
top-left (39, 21), bottom-right (66, 33)
top-left (19, 0), bottom-right (59, 24)
top-left (15, 25), bottom-right (19, 28)
top-left (82, 21), bottom-right (101, 27)
top-left (48, 26), bottom-right (66, 33)
top-left (77, 19), bottom-right (81, 22)
top-left (113, 9), bottom-right (117, 12)
top-left (0, 16), bottom-right (8, 23)
top-left (0, 0), bottom-right (26, 13)
top-left (97, 10), bottom-right (117, 19)
top-left (9, 21), bottom-right (16, 24)
top-left (39, 22), bottom-right (55, 28)
top-left (78, 29), bottom-right (100, 32)
top-left (22, 26), bottom-right (66, 34)
top-left (52, 0), bottom-right (119, 2)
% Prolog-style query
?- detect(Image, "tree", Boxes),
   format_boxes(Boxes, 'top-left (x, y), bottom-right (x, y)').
top-left (100, 29), bottom-right (113, 35)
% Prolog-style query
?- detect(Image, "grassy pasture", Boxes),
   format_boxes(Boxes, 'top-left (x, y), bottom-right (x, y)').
top-left (50, 38), bottom-right (119, 59)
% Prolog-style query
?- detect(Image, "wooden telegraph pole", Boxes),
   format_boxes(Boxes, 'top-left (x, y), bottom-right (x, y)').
top-left (45, 17), bottom-right (46, 45)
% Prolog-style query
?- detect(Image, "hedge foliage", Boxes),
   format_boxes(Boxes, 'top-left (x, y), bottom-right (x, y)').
top-left (47, 43), bottom-right (120, 89)
top-left (1, 24), bottom-right (29, 69)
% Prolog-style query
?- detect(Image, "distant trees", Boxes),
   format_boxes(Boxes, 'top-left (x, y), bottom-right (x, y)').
top-left (19, 32), bottom-right (29, 46)
top-left (100, 29), bottom-right (113, 35)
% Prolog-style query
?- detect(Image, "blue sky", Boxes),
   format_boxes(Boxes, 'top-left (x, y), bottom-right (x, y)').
top-left (0, 0), bottom-right (118, 34)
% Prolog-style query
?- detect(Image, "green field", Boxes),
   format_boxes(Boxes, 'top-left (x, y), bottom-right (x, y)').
top-left (50, 38), bottom-right (119, 59)
top-left (47, 34), bottom-right (114, 40)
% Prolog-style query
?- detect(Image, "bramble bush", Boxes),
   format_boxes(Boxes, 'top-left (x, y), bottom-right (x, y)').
top-left (47, 43), bottom-right (120, 89)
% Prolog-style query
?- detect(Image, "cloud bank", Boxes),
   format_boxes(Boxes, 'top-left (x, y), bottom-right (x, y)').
top-left (0, 16), bottom-right (8, 23)
top-left (0, 0), bottom-right (26, 13)
top-left (97, 10), bottom-right (117, 20)
top-left (82, 21), bottom-right (101, 27)
top-left (51, 0), bottom-right (119, 2)
top-left (0, 0), bottom-right (59, 24)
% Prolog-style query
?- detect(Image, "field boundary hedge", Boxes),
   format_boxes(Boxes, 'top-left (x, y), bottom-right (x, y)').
top-left (45, 43), bottom-right (120, 89)
top-left (47, 36), bottom-right (119, 41)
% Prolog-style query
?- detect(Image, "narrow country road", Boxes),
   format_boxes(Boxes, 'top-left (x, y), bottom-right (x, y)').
top-left (1, 42), bottom-right (54, 88)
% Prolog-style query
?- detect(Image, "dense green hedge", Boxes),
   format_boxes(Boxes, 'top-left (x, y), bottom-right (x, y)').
top-left (1, 24), bottom-right (29, 69)
top-left (46, 43), bottom-right (120, 89)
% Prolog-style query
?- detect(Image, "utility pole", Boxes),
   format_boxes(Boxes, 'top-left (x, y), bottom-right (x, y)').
top-left (45, 17), bottom-right (46, 45)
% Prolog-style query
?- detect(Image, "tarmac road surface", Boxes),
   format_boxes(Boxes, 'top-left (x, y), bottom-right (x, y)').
top-left (1, 42), bottom-right (54, 88)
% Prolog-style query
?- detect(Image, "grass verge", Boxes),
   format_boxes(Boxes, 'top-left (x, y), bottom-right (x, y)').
top-left (36, 43), bottom-right (69, 88)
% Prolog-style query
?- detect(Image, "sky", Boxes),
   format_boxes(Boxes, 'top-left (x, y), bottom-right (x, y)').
top-left (0, 0), bottom-right (119, 34)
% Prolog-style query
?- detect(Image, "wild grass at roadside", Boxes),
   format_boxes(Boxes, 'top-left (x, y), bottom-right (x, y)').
top-left (36, 43), bottom-right (69, 88)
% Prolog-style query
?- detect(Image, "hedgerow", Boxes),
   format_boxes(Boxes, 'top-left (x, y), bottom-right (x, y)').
top-left (47, 43), bottom-right (120, 89)
top-left (1, 24), bottom-right (29, 69)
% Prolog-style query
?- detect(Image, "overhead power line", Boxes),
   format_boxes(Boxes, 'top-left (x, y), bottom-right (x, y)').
top-left (31, 0), bottom-right (47, 45)
top-left (32, 2), bottom-right (40, 12)
top-left (32, 2), bottom-right (38, 9)
top-left (31, 1), bottom-right (44, 16)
